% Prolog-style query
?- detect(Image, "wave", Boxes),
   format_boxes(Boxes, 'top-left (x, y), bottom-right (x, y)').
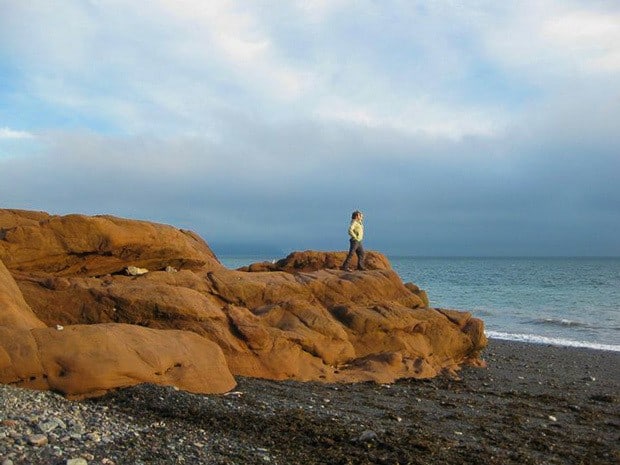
top-left (487, 331), bottom-right (620, 352)
top-left (471, 309), bottom-right (496, 317)
top-left (527, 317), bottom-right (590, 328)
top-left (525, 318), bottom-right (620, 332)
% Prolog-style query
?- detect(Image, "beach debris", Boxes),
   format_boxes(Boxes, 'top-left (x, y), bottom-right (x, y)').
top-left (126, 266), bottom-right (148, 276)
top-left (224, 391), bottom-right (244, 397)
top-left (165, 266), bottom-right (178, 273)
top-left (548, 415), bottom-right (557, 422)
top-left (56, 324), bottom-right (64, 331)
top-left (454, 431), bottom-right (464, 435)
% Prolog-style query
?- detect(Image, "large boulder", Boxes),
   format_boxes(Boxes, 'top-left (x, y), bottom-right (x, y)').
top-left (0, 323), bottom-right (235, 399)
top-left (0, 209), bottom-right (222, 276)
top-left (1, 209), bottom-right (487, 395)
top-left (1, 248), bottom-right (234, 397)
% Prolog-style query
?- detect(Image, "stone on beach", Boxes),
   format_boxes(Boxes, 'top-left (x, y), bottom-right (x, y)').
top-left (0, 208), bottom-right (487, 398)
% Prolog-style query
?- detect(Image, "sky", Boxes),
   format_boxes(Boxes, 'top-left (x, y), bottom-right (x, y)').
top-left (1, 0), bottom-right (619, 257)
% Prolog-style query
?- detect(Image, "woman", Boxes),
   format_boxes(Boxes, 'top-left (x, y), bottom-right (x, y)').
top-left (341, 210), bottom-right (366, 271)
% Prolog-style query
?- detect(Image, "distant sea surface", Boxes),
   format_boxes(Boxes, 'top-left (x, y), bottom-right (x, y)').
top-left (219, 256), bottom-right (620, 352)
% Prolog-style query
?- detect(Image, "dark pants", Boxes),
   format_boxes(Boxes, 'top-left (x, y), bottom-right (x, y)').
top-left (342, 239), bottom-right (365, 270)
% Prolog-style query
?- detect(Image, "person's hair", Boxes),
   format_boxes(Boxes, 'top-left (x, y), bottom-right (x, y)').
top-left (351, 210), bottom-right (362, 220)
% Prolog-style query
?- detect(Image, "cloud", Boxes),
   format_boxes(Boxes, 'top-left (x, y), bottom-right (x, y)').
top-left (542, 10), bottom-right (620, 73)
top-left (0, 0), bottom-right (619, 256)
top-left (0, 127), bottom-right (34, 139)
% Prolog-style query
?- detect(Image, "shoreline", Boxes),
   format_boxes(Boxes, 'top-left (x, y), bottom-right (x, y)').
top-left (487, 333), bottom-right (620, 353)
top-left (1, 338), bottom-right (619, 465)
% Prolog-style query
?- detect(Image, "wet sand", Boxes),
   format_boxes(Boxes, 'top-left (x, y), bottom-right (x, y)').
top-left (2, 339), bottom-right (619, 464)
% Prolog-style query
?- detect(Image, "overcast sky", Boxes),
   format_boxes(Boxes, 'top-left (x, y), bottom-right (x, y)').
top-left (1, 0), bottom-right (619, 257)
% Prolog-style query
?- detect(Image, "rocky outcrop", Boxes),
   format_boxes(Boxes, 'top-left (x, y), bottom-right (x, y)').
top-left (0, 324), bottom-right (235, 399)
top-left (0, 209), bottom-right (221, 276)
top-left (238, 250), bottom-right (391, 272)
top-left (0, 211), bottom-right (235, 398)
top-left (0, 209), bottom-right (486, 397)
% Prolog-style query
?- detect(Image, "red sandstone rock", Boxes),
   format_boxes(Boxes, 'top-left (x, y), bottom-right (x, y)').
top-left (239, 250), bottom-right (391, 272)
top-left (0, 259), bottom-right (45, 329)
top-left (0, 209), bottom-right (487, 396)
top-left (0, 214), bottom-right (235, 397)
top-left (0, 209), bottom-right (222, 276)
top-left (0, 324), bottom-right (235, 399)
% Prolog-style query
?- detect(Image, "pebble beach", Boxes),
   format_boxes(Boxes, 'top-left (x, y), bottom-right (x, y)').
top-left (1, 339), bottom-right (618, 465)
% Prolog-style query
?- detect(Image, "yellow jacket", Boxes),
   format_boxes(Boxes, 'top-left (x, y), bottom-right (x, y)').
top-left (348, 219), bottom-right (364, 241)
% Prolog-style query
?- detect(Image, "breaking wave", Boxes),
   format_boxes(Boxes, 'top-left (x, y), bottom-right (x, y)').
top-left (528, 318), bottom-right (590, 328)
top-left (487, 331), bottom-right (620, 352)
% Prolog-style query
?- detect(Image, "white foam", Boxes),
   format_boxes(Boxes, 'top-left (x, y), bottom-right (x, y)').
top-left (487, 331), bottom-right (620, 352)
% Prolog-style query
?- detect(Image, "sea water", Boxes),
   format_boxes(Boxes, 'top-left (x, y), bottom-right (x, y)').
top-left (219, 256), bottom-right (620, 352)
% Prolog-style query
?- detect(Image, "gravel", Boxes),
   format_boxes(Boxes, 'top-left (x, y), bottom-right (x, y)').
top-left (1, 339), bottom-right (618, 465)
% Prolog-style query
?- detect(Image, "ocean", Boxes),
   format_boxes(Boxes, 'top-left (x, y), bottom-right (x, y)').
top-left (219, 256), bottom-right (620, 352)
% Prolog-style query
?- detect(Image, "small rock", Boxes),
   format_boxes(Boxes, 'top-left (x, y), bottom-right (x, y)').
top-left (126, 266), bottom-right (148, 276)
top-left (85, 432), bottom-right (101, 443)
top-left (165, 266), bottom-right (178, 273)
top-left (2, 459), bottom-right (15, 465)
top-left (56, 325), bottom-right (64, 331)
top-left (27, 434), bottom-right (48, 446)
top-left (66, 459), bottom-right (88, 465)
top-left (548, 415), bottom-right (557, 422)
top-left (358, 430), bottom-right (378, 442)
top-left (38, 420), bottom-right (61, 433)
top-left (101, 459), bottom-right (115, 465)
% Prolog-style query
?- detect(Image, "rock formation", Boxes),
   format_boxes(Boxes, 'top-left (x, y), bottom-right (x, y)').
top-left (0, 209), bottom-right (486, 398)
top-left (237, 250), bottom-right (391, 272)
top-left (0, 210), bottom-right (221, 276)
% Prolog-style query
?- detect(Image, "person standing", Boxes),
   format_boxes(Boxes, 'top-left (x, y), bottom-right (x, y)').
top-left (341, 210), bottom-right (366, 271)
